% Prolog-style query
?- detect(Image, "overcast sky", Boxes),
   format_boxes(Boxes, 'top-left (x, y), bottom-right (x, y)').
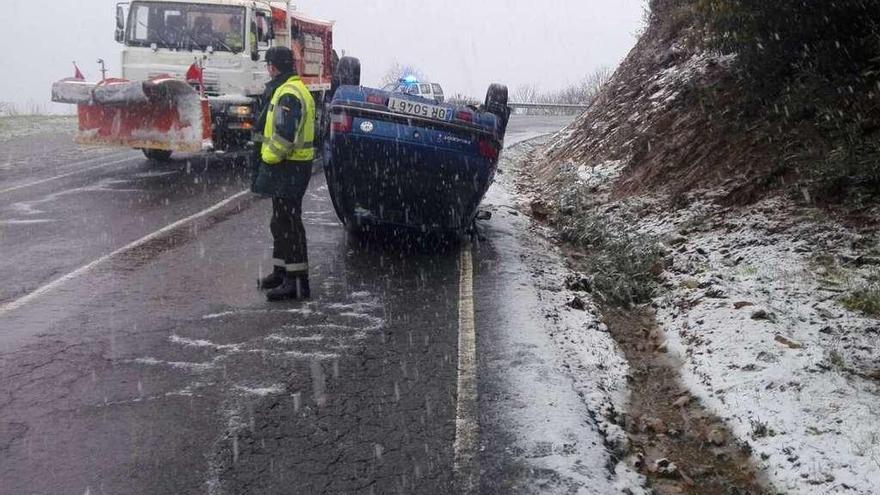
top-left (2, 0), bottom-right (643, 113)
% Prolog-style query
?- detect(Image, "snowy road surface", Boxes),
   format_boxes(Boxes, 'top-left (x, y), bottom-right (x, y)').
top-left (0, 115), bottom-right (640, 494)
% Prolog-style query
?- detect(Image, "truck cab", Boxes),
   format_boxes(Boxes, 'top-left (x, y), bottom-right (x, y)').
top-left (113, 0), bottom-right (335, 150)
top-left (52, 0), bottom-right (343, 158)
top-left (118, 0), bottom-right (276, 96)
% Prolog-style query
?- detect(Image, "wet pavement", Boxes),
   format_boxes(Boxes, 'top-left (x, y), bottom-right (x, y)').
top-left (0, 115), bottom-right (580, 494)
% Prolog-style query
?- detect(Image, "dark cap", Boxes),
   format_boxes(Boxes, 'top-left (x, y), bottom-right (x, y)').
top-left (265, 46), bottom-right (294, 73)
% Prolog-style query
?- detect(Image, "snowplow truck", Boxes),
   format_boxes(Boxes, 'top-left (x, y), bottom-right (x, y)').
top-left (52, 0), bottom-right (358, 161)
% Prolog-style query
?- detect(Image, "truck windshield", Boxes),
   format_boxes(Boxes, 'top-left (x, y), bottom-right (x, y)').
top-left (127, 2), bottom-right (246, 52)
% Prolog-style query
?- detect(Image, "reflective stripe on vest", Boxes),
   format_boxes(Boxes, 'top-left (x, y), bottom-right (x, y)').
top-left (261, 76), bottom-right (316, 164)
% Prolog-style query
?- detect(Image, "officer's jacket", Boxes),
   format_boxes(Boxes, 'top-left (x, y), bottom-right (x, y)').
top-left (260, 75), bottom-right (315, 164)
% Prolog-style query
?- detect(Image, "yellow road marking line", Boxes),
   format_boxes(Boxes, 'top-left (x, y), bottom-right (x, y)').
top-left (454, 242), bottom-right (479, 493)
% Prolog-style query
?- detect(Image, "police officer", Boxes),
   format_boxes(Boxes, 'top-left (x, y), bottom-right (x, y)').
top-left (253, 46), bottom-right (316, 301)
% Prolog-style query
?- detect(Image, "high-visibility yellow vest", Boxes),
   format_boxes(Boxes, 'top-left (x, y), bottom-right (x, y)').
top-left (261, 76), bottom-right (315, 164)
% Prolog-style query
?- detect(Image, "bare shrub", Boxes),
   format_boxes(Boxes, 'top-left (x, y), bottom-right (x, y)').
top-left (0, 102), bottom-right (16, 117)
top-left (379, 62), bottom-right (429, 87)
top-left (513, 67), bottom-right (613, 116)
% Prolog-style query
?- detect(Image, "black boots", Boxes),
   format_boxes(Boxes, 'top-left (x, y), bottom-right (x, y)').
top-left (266, 272), bottom-right (310, 301)
top-left (259, 266), bottom-right (286, 290)
top-left (260, 266), bottom-right (310, 301)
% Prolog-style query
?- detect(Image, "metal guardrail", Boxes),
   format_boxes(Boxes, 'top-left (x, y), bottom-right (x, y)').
top-left (508, 102), bottom-right (588, 110)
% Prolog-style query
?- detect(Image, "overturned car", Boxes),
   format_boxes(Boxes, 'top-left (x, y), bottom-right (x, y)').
top-left (323, 77), bottom-right (509, 236)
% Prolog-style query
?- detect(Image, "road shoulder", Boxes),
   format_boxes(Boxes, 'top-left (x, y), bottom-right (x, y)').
top-left (473, 138), bottom-right (646, 494)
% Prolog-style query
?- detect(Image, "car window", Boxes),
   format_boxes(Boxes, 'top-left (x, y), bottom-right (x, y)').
top-left (420, 84), bottom-right (431, 94)
top-left (432, 84), bottom-right (443, 95)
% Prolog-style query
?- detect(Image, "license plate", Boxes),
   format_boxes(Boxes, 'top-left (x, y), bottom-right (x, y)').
top-left (388, 97), bottom-right (450, 120)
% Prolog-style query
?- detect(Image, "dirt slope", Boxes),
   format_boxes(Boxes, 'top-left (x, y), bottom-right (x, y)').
top-left (534, 0), bottom-right (794, 206)
top-left (521, 1), bottom-right (880, 493)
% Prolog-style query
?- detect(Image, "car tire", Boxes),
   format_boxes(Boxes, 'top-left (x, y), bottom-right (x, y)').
top-left (142, 149), bottom-right (173, 162)
top-left (336, 57), bottom-right (361, 87)
top-left (485, 83), bottom-right (509, 118)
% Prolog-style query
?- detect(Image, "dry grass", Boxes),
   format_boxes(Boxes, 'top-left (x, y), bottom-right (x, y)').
top-left (0, 101), bottom-right (52, 117)
top-left (559, 207), bottom-right (665, 306)
top-left (841, 287), bottom-right (880, 317)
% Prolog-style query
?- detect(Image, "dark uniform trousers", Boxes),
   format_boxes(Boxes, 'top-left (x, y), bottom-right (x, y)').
top-left (268, 161), bottom-right (313, 274)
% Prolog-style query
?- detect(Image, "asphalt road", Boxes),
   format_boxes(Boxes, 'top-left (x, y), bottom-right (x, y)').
top-left (0, 115), bottom-right (578, 494)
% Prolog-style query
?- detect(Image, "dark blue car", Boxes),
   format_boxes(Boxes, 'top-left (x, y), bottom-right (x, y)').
top-left (323, 80), bottom-right (509, 235)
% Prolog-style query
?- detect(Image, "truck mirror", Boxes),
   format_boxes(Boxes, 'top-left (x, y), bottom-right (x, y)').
top-left (115, 5), bottom-right (125, 43)
top-left (250, 21), bottom-right (260, 61)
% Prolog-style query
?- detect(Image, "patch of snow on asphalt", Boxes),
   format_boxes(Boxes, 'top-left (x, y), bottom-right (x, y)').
top-left (201, 307), bottom-right (314, 319)
top-left (131, 357), bottom-right (217, 372)
top-left (265, 334), bottom-right (325, 344)
top-left (169, 334), bottom-right (242, 352)
top-left (233, 384), bottom-right (286, 397)
top-left (7, 178), bottom-right (141, 216)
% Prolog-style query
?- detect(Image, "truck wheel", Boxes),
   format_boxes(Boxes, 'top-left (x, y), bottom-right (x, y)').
top-left (485, 83), bottom-right (509, 122)
top-left (336, 57), bottom-right (361, 87)
top-left (142, 149), bottom-right (173, 162)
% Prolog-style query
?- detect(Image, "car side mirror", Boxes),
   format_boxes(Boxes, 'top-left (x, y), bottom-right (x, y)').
top-left (115, 5), bottom-right (125, 43)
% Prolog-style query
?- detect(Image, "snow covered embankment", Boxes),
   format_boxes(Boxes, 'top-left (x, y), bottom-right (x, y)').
top-left (571, 159), bottom-right (880, 495)
top-left (479, 139), bottom-right (649, 494)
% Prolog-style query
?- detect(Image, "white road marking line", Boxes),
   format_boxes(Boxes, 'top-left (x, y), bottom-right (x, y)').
top-left (0, 189), bottom-right (250, 318)
top-left (3, 150), bottom-right (132, 173)
top-left (0, 154), bottom-right (139, 196)
top-left (0, 219), bottom-right (57, 226)
top-left (454, 242), bottom-right (480, 493)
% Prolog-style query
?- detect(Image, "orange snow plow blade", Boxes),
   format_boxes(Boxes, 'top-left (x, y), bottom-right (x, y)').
top-left (51, 77), bottom-right (212, 153)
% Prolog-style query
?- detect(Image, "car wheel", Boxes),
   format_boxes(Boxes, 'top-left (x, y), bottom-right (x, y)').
top-left (485, 83), bottom-right (510, 123)
top-left (336, 57), bottom-right (361, 87)
top-left (142, 149), bottom-right (173, 162)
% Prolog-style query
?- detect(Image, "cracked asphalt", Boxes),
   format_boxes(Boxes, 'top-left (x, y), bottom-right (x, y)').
top-left (0, 115), bottom-right (576, 494)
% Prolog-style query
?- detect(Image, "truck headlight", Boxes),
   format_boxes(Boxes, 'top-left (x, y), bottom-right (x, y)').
top-left (228, 105), bottom-right (253, 116)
